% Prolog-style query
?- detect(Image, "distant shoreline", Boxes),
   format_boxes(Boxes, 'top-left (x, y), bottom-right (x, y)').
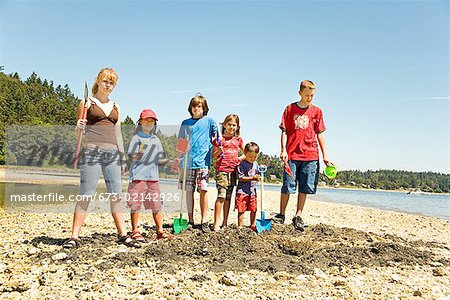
top-left (1, 165), bottom-right (449, 195)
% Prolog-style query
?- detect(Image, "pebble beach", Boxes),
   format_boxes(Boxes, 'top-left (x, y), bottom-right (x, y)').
top-left (0, 168), bottom-right (449, 299)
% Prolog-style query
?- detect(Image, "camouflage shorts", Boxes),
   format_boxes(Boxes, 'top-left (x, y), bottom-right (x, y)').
top-left (215, 171), bottom-right (237, 200)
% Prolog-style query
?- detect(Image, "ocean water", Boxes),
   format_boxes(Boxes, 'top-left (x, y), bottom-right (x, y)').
top-left (1, 181), bottom-right (449, 219)
top-left (264, 184), bottom-right (450, 220)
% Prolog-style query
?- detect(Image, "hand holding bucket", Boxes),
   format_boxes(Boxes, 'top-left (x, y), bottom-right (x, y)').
top-left (324, 165), bottom-right (337, 179)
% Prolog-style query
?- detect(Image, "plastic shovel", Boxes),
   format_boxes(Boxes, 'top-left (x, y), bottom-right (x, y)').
top-left (283, 157), bottom-right (294, 178)
top-left (256, 165), bottom-right (272, 233)
top-left (170, 138), bottom-right (189, 173)
top-left (173, 136), bottom-right (189, 234)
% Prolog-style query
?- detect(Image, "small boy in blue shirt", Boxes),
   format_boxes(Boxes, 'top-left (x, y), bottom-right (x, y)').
top-left (236, 142), bottom-right (260, 232)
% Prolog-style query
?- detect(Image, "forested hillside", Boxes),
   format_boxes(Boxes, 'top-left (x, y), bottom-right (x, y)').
top-left (1, 71), bottom-right (448, 192)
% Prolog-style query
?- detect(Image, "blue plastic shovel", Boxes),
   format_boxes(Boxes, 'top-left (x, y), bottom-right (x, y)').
top-left (256, 165), bottom-right (272, 233)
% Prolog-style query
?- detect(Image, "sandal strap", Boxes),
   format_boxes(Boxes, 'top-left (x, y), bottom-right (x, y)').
top-left (131, 231), bottom-right (145, 242)
top-left (131, 231), bottom-right (143, 238)
top-left (157, 231), bottom-right (174, 240)
top-left (118, 235), bottom-right (141, 248)
top-left (62, 238), bottom-right (79, 248)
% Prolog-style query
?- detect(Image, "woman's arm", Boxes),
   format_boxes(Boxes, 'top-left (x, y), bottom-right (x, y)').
top-left (76, 99), bottom-right (91, 129)
top-left (114, 104), bottom-right (125, 155)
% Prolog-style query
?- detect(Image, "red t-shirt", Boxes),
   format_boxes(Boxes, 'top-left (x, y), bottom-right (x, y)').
top-left (215, 136), bottom-right (243, 173)
top-left (279, 103), bottom-right (326, 161)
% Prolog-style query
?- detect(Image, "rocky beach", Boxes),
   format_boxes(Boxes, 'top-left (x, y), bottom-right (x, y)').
top-left (0, 168), bottom-right (449, 299)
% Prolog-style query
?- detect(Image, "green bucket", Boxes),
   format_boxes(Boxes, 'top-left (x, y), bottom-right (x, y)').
top-left (324, 165), bottom-right (337, 179)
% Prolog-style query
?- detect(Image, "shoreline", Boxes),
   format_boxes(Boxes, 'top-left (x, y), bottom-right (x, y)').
top-left (1, 166), bottom-right (449, 196)
top-left (1, 167), bottom-right (449, 221)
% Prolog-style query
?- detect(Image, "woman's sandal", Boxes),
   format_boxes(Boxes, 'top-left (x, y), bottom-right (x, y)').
top-left (62, 238), bottom-right (79, 249)
top-left (156, 231), bottom-right (174, 240)
top-left (130, 230), bottom-right (145, 242)
top-left (118, 235), bottom-right (141, 248)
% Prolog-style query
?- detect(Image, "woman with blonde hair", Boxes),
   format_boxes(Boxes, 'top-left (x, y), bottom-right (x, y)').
top-left (63, 68), bottom-right (139, 248)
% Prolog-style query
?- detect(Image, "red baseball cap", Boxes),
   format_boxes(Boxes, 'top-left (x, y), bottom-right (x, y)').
top-left (140, 109), bottom-right (158, 121)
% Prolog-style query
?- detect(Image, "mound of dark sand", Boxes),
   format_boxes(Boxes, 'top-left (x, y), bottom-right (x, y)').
top-left (33, 224), bottom-right (449, 275)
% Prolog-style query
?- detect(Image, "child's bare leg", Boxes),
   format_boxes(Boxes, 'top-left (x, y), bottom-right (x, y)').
top-left (130, 211), bottom-right (140, 232)
top-left (186, 191), bottom-right (194, 223)
top-left (222, 199), bottom-right (231, 227)
top-left (295, 193), bottom-right (307, 217)
top-left (279, 192), bottom-right (290, 215)
top-left (238, 212), bottom-right (245, 227)
top-left (213, 197), bottom-right (224, 230)
top-left (199, 190), bottom-right (208, 224)
top-left (250, 211), bottom-right (256, 227)
top-left (153, 211), bottom-right (163, 234)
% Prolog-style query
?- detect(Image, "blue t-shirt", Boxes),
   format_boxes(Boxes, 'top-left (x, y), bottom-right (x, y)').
top-left (236, 160), bottom-right (259, 197)
top-left (128, 131), bottom-right (165, 181)
top-left (178, 116), bottom-right (218, 169)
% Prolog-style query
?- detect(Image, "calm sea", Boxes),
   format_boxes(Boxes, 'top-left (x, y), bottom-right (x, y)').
top-left (263, 184), bottom-right (450, 220)
top-left (1, 181), bottom-right (449, 220)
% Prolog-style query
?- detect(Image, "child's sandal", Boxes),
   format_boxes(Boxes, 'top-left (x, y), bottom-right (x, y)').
top-left (130, 230), bottom-right (145, 242)
top-left (118, 235), bottom-right (141, 248)
top-left (62, 238), bottom-right (79, 249)
top-left (156, 231), bottom-right (174, 240)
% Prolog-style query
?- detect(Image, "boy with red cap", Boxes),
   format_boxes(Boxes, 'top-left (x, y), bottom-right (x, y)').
top-left (126, 109), bottom-right (173, 241)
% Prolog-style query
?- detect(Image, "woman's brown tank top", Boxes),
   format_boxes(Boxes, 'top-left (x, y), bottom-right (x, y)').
top-left (83, 98), bottom-right (119, 148)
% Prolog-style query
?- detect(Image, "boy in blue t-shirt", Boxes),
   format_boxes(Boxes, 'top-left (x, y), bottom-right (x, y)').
top-left (177, 94), bottom-right (218, 233)
top-left (236, 142), bottom-right (260, 232)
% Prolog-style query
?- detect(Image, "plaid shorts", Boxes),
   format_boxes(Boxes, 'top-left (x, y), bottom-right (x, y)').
top-left (178, 168), bottom-right (209, 192)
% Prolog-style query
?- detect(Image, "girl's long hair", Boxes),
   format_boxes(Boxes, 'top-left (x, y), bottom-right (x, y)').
top-left (221, 114), bottom-right (240, 136)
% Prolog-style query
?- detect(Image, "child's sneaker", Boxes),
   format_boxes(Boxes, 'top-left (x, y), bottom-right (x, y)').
top-left (250, 225), bottom-right (257, 232)
top-left (272, 213), bottom-right (285, 224)
top-left (187, 222), bottom-right (194, 231)
top-left (292, 216), bottom-right (305, 231)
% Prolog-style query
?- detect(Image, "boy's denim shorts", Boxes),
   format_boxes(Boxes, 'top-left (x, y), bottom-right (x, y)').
top-left (281, 160), bottom-right (320, 194)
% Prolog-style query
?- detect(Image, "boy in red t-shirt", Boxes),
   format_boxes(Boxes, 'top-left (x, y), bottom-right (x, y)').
top-left (273, 80), bottom-right (334, 231)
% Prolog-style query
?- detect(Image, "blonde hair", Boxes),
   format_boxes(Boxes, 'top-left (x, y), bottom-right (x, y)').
top-left (299, 80), bottom-right (315, 92)
top-left (188, 95), bottom-right (209, 117)
top-left (221, 114), bottom-right (240, 136)
top-left (92, 68), bottom-right (119, 94)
